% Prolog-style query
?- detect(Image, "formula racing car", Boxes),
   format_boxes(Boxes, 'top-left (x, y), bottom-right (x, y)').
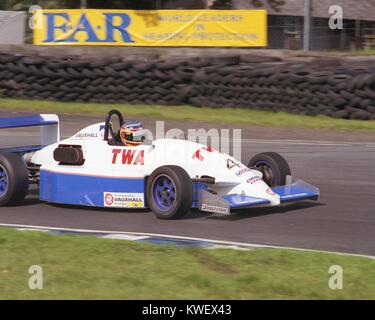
top-left (0, 110), bottom-right (319, 219)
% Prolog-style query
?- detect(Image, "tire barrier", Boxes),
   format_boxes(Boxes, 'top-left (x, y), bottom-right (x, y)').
top-left (0, 52), bottom-right (374, 120)
top-left (190, 60), bottom-right (375, 120)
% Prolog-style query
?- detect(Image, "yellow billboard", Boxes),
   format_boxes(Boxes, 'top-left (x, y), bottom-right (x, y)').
top-left (33, 9), bottom-right (267, 47)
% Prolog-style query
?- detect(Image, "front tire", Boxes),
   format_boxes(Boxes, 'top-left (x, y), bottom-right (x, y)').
top-left (146, 165), bottom-right (193, 219)
top-left (247, 152), bottom-right (291, 187)
top-left (0, 153), bottom-right (29, 206)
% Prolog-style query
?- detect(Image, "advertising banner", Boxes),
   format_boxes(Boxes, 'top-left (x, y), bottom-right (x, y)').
top-left (33, 9), bottom-right (267, 47)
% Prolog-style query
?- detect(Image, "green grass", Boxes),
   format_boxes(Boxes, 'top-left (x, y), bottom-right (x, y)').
top-left (327, 48), bottom-right (375, 56)
top-left (0, 228), bottom-right (374, 299)
top-left (1, 98), bottom-right (375, 132)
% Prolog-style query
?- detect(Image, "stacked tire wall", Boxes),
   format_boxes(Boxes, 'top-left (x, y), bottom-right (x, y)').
top-left (0, 52), bottom-right (374, 120)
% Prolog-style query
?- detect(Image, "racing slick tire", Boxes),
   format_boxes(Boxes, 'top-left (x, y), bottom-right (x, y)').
top-left (0, 152), bottom-right (29, 206)
top-left (146, 165), bottom-right (193, 220)
top-left (247, 152), bottom-right (291, 187)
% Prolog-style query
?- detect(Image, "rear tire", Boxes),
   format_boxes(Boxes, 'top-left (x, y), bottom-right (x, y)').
top-left (247, 152), bottom-right (291, 187)
top-left (0, 153), bottom-right (29, 206)
top-left (146, 166), bottom-right (192, 219)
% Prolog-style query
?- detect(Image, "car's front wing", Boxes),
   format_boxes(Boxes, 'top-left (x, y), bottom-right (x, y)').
top-left (198, 179), bottom-right (320, 215)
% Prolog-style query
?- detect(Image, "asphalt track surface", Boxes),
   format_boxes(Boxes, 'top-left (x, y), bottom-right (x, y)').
top-left (1, 112), bottom-right (375, 255)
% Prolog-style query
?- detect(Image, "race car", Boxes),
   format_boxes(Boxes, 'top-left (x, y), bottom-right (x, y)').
top-left (0, 109), bottom-right (319, 219)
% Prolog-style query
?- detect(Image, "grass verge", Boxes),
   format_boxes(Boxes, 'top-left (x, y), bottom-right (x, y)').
top-left (327, 48), bottom-right (375, 56)
top-left (1, 98), bottom-right (375, 132)
top-left (0, 228), bottom-right (374, 299)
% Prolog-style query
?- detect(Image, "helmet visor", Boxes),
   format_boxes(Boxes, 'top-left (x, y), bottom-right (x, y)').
top-left (125, 131), bottom-right (146, 142)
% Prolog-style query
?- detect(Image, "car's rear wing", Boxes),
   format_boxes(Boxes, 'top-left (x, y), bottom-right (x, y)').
top-left (0, 114), bottom-right (60, 154)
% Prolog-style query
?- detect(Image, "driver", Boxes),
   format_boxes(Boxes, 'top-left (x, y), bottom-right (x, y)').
top-left (119, 120), bottom-right (147, 146)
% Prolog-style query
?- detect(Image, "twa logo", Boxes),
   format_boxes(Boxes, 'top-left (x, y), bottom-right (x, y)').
top-left (112, 149), bottom-right (144, 165)
top-left (192, 146), bottom-right (216, 162)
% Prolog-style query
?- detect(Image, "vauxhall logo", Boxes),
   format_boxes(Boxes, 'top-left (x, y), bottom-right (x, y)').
top-left (42, 12), bottom-right (134, 43)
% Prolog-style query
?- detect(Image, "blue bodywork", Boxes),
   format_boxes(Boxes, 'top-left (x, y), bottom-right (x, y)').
top-left (0, 145), bottom-right (44, 154)
top-left (222, 194), bottom-right (270, 208)
top-left (39, 169), bottom-right (319, 210)
top-left (0, 115), bottom-right (59, 154)
top-left (0, 115), bottom-right (57, 129)
top-left (40, 169), bottom-right (145, 207)
top-left (40, 170), bottom-right (208, 209)
top-left (273, 181), bottom-right (320, 202)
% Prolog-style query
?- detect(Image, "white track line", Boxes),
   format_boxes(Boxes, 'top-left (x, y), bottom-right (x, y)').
top-left (0, 223), bottom-right (374, 260)
top-left (225, 138), bottom-right (375, 147)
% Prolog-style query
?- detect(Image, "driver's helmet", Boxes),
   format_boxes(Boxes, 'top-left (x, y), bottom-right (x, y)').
top-left (119, 120), bottom-right (146, 146)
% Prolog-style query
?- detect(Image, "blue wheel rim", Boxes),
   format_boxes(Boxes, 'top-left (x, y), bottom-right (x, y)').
top-left (0, 165), bottom-right (8, 197)
top-left (152, 174), bottom-right (176, 211)
top-left (254, 160), bottom-right (276, 186)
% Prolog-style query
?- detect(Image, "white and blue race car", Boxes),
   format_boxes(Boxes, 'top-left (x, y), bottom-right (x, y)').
top-left (0, 110), bottom-right (319, 219)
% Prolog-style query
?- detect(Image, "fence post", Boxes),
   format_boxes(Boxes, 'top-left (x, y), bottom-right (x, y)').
top-left (303, 0), bottom-right (312, 51)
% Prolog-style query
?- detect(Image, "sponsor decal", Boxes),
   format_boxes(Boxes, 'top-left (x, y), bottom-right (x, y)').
top-left (103, 192), bottom-right (144, 208)
top-left (236, 167), bottom-right (251, 177)
top-left (192, 149), bottom-right (204, 161)
top-left (266, 188), bottom-right (276, 196)
top-left (202, 146), bottom-right (215, 152)
top-left (75, 132), bottom-right (98, 138)
top-left (246, 176), bottom-right (262, 184)
top-left (192, 146), bottom-right (216, 161)
top-left (112, 149), bottom-right (144, 165)
top-left (201, 203), bottom-right (229, 215)
top-left (227, 158), bottom-right (240, 169)
top-left (104, 193), bottom-right (114, 205)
